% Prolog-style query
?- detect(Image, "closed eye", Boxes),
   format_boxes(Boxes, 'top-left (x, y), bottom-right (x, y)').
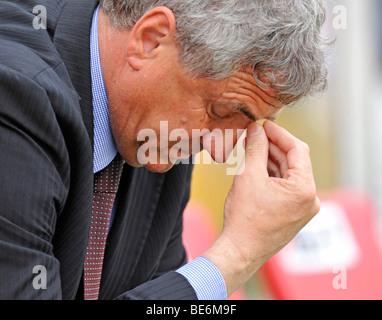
top-left (211, 107), bottom-right (225, 119)
top-left (210, 103), bottom-right (256, 121)
top-left (234, 104), bottom-right (257, 122)
top-left (206, 103), bottom-right (228, 120)
top-left (235, 104), bottom-right (278, 122)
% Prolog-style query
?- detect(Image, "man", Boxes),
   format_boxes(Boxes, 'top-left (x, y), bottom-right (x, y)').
top-left (0, 0), bottom-right (327, 299)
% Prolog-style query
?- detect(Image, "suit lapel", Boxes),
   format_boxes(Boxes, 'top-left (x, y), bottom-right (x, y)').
top-left (53, 0), bottom-right (98, 149)
top-left (52, 0), bottom-right (98, 299)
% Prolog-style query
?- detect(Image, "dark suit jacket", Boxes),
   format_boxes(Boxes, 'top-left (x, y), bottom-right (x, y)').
top-left (0, 0), bottom-right (197, 300)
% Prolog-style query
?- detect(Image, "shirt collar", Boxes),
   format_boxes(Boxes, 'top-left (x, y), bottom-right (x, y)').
top-left (90, 5), bottom-right (118, 173)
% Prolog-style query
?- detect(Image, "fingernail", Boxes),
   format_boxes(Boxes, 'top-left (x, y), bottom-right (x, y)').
top-left (247, 123), bottom-right (261, 137)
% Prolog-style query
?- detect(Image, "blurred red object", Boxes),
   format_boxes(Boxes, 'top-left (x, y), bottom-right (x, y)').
top-left (183, 202), bottom-right (247, 300)
top-left (260, 187), bottom-right (382, 300)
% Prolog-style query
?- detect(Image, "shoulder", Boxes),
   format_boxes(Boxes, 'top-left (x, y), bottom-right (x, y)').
top-left (0, 0), bottom-right (67, 79)
top-left (0, 0), bottom-right (87, 142)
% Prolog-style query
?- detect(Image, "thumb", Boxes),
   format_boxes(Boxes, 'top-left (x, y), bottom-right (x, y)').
top-left (241, 122), bottom-right (269, 177)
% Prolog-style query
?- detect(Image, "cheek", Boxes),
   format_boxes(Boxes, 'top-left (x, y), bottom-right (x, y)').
top-left (170, 109), bottom-right (209, 130)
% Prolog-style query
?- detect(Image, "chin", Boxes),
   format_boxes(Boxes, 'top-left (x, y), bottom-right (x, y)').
top-left (143, 162), bottom-right (175, 173)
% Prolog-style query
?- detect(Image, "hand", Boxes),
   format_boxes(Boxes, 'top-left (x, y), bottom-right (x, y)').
top-left (203, 121), bottom-right (321, 297)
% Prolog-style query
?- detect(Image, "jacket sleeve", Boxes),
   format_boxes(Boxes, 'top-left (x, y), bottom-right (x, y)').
top-left (0, 67), bottom-right (70, 299)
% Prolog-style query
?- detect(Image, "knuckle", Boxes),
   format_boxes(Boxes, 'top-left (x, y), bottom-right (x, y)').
top-left (301, 186), bottom-right (319, 208)
top-left (300, 141), bottom-right (310, 153)
top-left (307, 189), bottom-right (317, 202)
top-left (311, 195), bottom-right (321, 215)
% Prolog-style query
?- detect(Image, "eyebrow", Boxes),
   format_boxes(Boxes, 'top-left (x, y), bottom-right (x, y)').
top-left (234, 104), bottom-right (278, 122)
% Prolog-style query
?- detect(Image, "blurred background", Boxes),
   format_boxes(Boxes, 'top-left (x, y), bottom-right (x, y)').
top-left (184, 0), bottom-right (382, 300)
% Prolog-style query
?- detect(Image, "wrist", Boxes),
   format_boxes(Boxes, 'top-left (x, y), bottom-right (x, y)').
top-left (203, 234), bottom-right (261, 297)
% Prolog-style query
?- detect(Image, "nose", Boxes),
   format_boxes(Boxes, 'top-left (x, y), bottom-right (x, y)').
top-left (200, 128), bottom-right (246, 163)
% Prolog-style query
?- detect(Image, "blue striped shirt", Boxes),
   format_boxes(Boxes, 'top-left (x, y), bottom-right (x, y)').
top-left (90, 6), bottom-right (226, 300)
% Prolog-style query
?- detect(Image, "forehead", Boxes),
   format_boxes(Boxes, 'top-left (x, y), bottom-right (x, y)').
top-left (197, 69), bottom-right (285, 120)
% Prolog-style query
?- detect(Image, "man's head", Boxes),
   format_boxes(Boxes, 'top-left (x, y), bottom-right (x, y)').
top-left (97, 0), bottom-right (329, 172)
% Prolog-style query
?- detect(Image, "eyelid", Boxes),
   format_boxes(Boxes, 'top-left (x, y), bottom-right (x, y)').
top-left (211, 106), bottom-right (225, 119)
top-left (209, 103), bottom-right (267, 122)
top-left (205, 103), bottom-right (224, 120)
top-left (213, 103), bottom-right (258, 122)
top-left (240, 109), bottom-right (257, 122)
top-left (235, 104), bottom-right (257, 122)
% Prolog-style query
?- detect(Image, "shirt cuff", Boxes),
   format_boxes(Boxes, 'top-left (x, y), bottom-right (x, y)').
top-left (176, 256), bottom-right (227, 300)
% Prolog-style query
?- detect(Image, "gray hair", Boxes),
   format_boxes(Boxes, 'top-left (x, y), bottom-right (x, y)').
top-left (99, 0), bottom-right (329, 104)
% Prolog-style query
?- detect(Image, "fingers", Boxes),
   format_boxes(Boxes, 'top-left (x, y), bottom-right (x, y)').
top-left (267, 158), bottom-right (281, 178)
top-left (243, 136), bottom-right (280, 177)
top-left (268, 141), bottom-right (288, 178)
top-left (243, 122), bottom-right (269, 179)
top-left (263, 120), bottom-right (312, 174)
top-left (243, 120), bottom-right (315, 189)
top-left (263, 120), bottom-right (297, 153)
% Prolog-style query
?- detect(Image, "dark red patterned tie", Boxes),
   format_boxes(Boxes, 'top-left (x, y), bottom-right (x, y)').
top-left (84, 154), bottom-right (124, 300)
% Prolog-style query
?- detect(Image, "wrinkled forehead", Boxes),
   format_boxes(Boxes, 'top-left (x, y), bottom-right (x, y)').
top-left (223, 69), bottom-right (286, 108)
top-left (200, 68), bottom-right (288, 121)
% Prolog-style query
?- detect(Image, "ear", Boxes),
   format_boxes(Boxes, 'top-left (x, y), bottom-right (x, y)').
top-left (126, 6), bottom-right (177, 70)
